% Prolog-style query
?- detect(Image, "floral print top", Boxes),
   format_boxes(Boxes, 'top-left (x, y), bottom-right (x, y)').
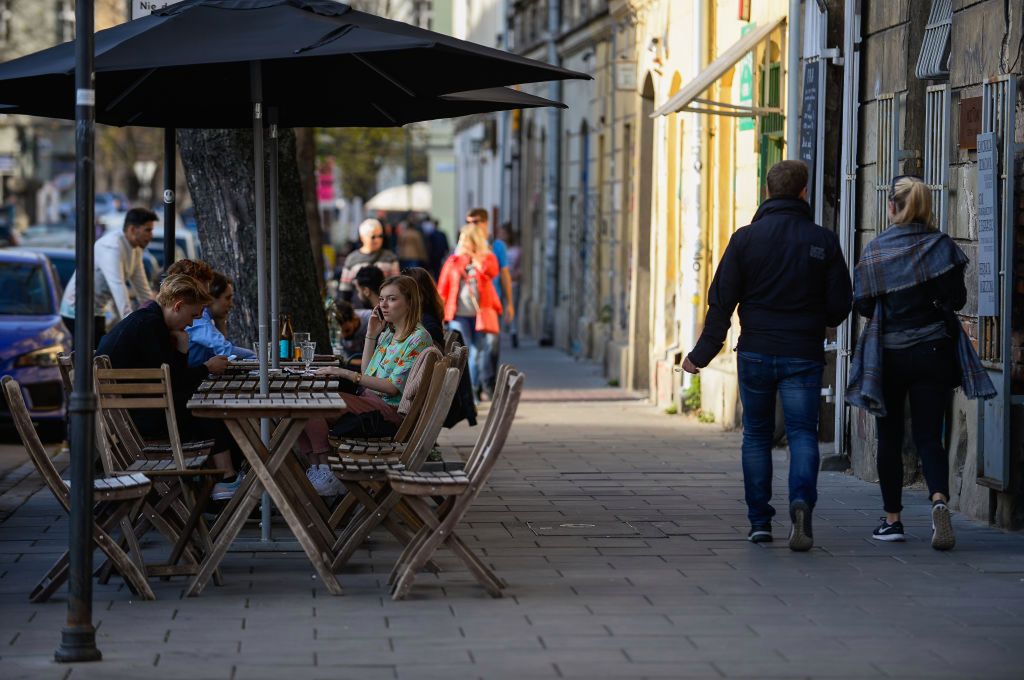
top-left (365, 324), bottom-right (433, 406)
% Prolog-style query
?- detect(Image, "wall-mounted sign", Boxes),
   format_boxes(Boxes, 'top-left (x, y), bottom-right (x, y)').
top-left (976, 131), bottom-right (998, 317)
top-left (131, 1), bottom-right (182, 21)
top-left (615, 61), bottom-right (637, 91)
top-left (959, 96), bottom-right (982, 150)
top-left (738, 23), bottom-right (756, 131)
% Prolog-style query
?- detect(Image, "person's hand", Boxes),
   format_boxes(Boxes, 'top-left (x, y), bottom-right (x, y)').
top-left (314, 366), bottom-right (344, 378)
top-left (205, 355), bottom-right (229, 376)
top-left (504, 305), bottom-right (516, 322)
top-left (681, 356), bottom-right (700, 375)
top-left (367, 305), bottom-right (385, 338)
top-left (170, 329), bottom-right (190, 353)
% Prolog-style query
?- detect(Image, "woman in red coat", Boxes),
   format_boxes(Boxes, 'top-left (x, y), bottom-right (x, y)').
top-left (437, 225), bottom-right (502, 400)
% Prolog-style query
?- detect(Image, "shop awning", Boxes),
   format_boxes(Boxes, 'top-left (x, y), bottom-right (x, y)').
top-left (652, 16), bottom-right (786, 118)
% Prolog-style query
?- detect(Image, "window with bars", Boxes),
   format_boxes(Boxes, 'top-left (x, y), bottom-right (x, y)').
top-left (916, 0), bottom-right (952, 80)
top-left (874, 93), bottom-right (901, 231)
top-left (0, 1), bottom-right (11, 47)
top-left (757, 61), bottom-right (783, 201)
top-left (56, 0), bottom-right (75, 43)
top-left (923, 85), bottom-right (950, 232)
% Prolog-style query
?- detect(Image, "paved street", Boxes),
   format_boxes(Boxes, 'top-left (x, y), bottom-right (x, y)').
top-left (1, 340), bottom-right (1023, 679)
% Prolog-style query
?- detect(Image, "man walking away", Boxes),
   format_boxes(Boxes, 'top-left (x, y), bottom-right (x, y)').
top-left (682, 160), bottom-right (852, 551)
top-left (466, 208), bottom-right (514, 399)
top-left (60, 207), bottom-right (158, 346)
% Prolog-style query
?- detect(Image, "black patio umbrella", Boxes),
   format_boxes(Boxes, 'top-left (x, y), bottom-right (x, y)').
top-left (0, 0), bottom-right (583, 661)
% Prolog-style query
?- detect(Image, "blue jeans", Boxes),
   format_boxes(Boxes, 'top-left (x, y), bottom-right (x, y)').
top-left (737, 351), bottom-right (824, 526)
top-left (448, 316), bottom-right (493, 396)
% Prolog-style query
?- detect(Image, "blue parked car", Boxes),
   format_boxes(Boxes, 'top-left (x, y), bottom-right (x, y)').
top-left (0, 249), bottom-right (71, 438)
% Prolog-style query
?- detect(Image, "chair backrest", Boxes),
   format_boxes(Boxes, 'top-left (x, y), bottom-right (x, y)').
top-left (57, 352), bottom-right (74, 399)
top-left (401, 362), bottom-right (461, 470)
top-left (454, 368), bottom-right (524, 512)
top-left (93, 361), bottom-right (185, 472)
top-left (443, 330), bottom-right (460, 355)
top-left (395, 345), bottom-right (442, 442)
top-left (1, 376), bottom-right (71, 509)
top-left (463, 364), bottom-right (517, 479)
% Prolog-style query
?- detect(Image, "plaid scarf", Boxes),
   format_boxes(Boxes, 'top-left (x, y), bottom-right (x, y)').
top-left (845, 224), bottom-right (995, 416)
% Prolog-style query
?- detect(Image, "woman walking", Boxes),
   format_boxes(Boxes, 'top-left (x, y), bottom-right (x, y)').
top-left (437, 225), bottom-right (502, 401)
top-left (846, 176), bottom-right (995, 550)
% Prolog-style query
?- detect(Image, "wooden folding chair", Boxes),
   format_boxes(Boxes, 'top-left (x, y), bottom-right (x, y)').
top-left (61, 353), bottom-right (215, 459)
top-left (93, 360), bottom-right (225, 583)
top-left (385, 366), bottom-right (524, 599)
top-left (1, 376), bottom-right (155, 602)
top-left (327, 358), bottom-right (461, 571)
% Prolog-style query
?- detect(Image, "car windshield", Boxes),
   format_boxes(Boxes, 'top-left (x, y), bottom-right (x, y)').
top-left (0, 262), bottom-right (52, 315)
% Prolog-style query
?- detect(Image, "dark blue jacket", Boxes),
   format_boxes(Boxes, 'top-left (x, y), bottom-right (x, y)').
top-left (688, 198), bottom-right (852, 366)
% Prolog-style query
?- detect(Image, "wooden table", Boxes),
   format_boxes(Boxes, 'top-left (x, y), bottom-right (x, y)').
top-left (225, 359), bottom-right (339, 374)
top-left (197, 375), bottom-right (343, 396)
top-left (184, 393), bottom-right (347, 596)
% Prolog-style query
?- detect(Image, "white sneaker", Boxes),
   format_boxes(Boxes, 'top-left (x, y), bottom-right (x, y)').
top-left (310, 464), bottom-right (344, 497)
top-left (306, 465), bottom-right (318, 482)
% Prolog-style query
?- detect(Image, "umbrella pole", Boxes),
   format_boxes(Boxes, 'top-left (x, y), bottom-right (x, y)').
top-left (263, 113), bottom-right (280, 542)
top-left (250, 63), bottom-right (273, 541)
top-left (163, 127), bottom-right (176, 268)
top-left (57, 0), bottom-right (100, 662)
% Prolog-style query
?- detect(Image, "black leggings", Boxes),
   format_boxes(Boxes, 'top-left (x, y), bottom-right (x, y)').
top-left (875, 338), bottom-right (954, 513)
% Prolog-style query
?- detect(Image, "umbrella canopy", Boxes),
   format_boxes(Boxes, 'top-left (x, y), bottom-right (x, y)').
top-left (366, 181), bottom-right (431, 212)
top-left (0, 0), bottom-right (585, 127)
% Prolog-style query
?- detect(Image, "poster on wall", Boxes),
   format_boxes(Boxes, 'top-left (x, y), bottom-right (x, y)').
top-left (976, 131), bottom-right (998, 317)
top-left (798, 60), bottom-right (820, 210)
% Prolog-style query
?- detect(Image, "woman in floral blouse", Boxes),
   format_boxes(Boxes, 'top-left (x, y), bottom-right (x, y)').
top-left (299, 275), bottom-right (433, 496)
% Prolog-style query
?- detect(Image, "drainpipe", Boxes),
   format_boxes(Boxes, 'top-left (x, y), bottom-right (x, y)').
top-left (785, 0), bottom-right (802, 158)
top-left (498, 0), bottom-right (510, 229)
top-left (541, 0), bottom-right (562, 345)
top-left (607, 20), bottom-right (618, 354)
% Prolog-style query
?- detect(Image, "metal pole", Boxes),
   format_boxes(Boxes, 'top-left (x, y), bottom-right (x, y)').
top-left (785, 0), bottom-right (802, 158)
top-left (57, 0), bottom-right (100, 662)
top-left (163, 127), bottom-right (176, 268)
top-left (263, 113), bottom-right (280, 542)
top-left (540, 0), bottom-right (562, 345)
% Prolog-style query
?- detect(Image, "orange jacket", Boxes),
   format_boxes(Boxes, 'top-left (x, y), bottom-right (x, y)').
top-left (437, 252), bottom-right (503, 333)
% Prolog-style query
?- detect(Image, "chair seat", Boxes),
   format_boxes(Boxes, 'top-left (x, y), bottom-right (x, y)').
top-left (62, 473), bottom-right (152, 501)
top-left (332, 440), bottom-right (403, 455)
top-left (125, 455), bottom-right (217, 476)
top-left (385, 470), bottom-right (469, 496)
top-left (142, 438), bottom-right (215, 456)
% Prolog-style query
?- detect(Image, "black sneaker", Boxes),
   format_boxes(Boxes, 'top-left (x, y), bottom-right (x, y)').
top-left (931, 500), bottom-right (955, 551)
top-left (788, 500), bottom-right (813, 552)
top-left (871, 517), bottom-right (906, 542)
top-left (748, 525), bottom-right (773, 543)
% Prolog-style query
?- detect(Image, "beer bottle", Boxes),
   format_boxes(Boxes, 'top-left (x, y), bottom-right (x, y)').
top-left (279, 314), bottom-right (294, 361)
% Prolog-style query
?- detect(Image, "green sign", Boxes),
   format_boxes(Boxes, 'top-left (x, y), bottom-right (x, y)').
top-left (738, 23), bottom-right (755, 132)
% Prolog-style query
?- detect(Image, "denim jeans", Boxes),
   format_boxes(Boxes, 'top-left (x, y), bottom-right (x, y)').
top-left (737, 351), bottom-right (824, 526)
top-left (448, 316), bottom-right (491, 396)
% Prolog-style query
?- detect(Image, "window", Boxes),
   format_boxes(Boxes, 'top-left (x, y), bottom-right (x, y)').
top-left (916, 0), bottom-right (952, 80)
top-left (923, 85), bottom-right (950, 232)
top-left (0, 1), bottom-right (12, 46)
top-left (874, 93), bottom-right (902, 232)
top-left (0, 263), bottom-right (51, 316)
top-left (757, 61), bottom-right (783, 201)
top-left (56, 0), bottom-right (75, 43)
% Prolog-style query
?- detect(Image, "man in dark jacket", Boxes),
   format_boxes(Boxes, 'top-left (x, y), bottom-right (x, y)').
top-left (683, 160), bottom-right (852, 551)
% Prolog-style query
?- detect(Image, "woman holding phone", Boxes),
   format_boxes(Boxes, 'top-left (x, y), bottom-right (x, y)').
top-left (297, 275), bottom-right (433, 496)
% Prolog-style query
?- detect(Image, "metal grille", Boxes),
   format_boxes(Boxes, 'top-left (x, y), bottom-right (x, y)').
top-left (875, 94), bottom-right (900, 231)
top-left (924, 85), bottom-right (951, 232)
top-left (916, 0), bottom-right (952, 80)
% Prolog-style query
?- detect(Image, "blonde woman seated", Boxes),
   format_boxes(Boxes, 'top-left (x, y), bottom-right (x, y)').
top-left (298, 275), bottom-right (433, 496)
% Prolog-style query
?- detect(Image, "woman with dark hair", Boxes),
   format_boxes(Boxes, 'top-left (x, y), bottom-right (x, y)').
top-left (847, 175), bottom-right (995, 550)
top-left (402, 266), bottom-right (445, 348)
top-left (186, 271), bottom-right (256, 367)
top-left (298, 275), bottom-right (433, 495)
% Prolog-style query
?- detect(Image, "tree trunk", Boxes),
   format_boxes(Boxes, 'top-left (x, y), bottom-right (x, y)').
top-left (294, 128), bottom-right (325, 290)
top-left (177, 127), bottom-right (329, 350)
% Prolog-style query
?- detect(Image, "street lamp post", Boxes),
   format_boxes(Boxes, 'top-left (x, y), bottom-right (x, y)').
top-left (56, 0), bottom-right (100, 663)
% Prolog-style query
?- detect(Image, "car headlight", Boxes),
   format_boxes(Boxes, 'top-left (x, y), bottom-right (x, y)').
top-left (14, 346), bottom-right (64, 368)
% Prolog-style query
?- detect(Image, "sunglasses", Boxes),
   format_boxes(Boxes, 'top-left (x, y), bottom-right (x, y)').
top-left (466, 217), bottom-right (484, 224)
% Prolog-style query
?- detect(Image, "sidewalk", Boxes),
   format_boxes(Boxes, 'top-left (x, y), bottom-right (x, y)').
top-left (1, 338), bottom-right (1023, 679)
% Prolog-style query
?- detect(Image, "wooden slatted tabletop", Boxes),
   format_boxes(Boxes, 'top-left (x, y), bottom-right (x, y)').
top-left (196, 376), bottom-right (343, 395)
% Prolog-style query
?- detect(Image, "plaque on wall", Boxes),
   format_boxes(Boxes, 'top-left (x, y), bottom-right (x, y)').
top-left (976, 131), bottom-right (998, 317)
top-left (959, 97), bottom-right (983, 150)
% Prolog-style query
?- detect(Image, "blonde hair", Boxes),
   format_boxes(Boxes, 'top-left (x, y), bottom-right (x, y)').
top-left (889, 176), bottom-right (934, 228)
top-left (379, 275), bottom-right (422, 341)
top-left (156, 273), bottom-right (213, 307)
top-left (457, 223), bottom-right (490, 256)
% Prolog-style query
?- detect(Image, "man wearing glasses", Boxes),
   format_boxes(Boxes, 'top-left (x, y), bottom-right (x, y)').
top-left (466, 208), bottom-right (514, 399)
top-left (338, 218), bottom-right (400, 309)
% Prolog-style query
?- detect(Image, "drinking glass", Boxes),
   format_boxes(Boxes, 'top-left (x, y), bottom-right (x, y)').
top-left (293, 332), bottom-right (311, 346)
top-left (300, 341), bottom-right (317, 373)
top-left (251, 341), bottom-right (273, 363)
